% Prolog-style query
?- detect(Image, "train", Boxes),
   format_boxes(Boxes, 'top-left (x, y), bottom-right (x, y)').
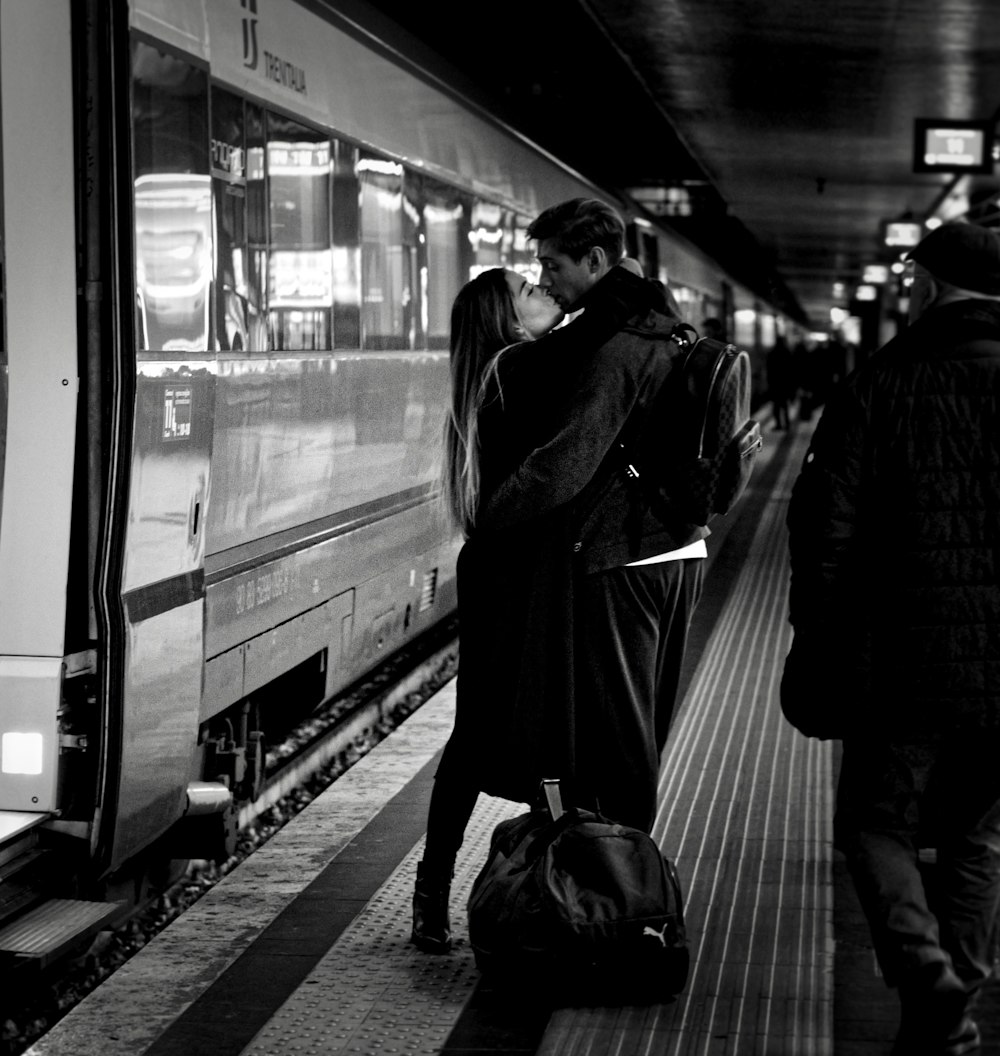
top-left (0, 0), bottom-right (800, 962)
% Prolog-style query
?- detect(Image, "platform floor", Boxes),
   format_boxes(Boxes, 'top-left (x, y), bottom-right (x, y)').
top-left (27, 421), bottom-right (1000, 1056)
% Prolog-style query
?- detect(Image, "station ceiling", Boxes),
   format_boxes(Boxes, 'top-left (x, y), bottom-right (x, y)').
top-left (583, 0), bottom-right (1000, 331)
top-left (352, 0), bottom-right (1000, 331)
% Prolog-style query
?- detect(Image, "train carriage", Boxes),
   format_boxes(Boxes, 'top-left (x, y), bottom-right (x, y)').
top-left (0, 0), bottom-right (794, 959)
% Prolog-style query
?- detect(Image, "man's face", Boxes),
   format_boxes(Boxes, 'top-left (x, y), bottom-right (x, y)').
top-left (535, 239), bottom-right (602, 312)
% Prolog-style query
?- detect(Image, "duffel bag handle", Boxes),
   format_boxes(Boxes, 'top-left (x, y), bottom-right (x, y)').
top-left (540, 778), bottom-right (564, 821)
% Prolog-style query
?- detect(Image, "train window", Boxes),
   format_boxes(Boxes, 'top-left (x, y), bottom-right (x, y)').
top-left (211, 88), bottom-right (251, 353)
top-left (669, 282), bottom-right (701, 322)
top-left (331, 140), bottom-right (361, 349)
top-left (420, 181), bottom-right (469, 351)
top-left (358, 152), bottom-right (409, 351)
top-left (245, 104), bottom-right (267, 349)
top-left (131, 42), bottom-right (211, 353)
top-left (733, 306), bottom-right (757, 349)
top-left (470, 200), bottom-right (508, 277)
top-left (402, 178), bottom-right (424, 350)
top-left (511, 215), bottom-right (539, 280)
top-left (266, 114), bottom-right (331, 351)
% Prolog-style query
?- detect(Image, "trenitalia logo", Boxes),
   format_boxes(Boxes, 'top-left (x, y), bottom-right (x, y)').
top-left (241, 0), bottom-right (259, 70)
top-left (237, 0), bottom-right (308, 95)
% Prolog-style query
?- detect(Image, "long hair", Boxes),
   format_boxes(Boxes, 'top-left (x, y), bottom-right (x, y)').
top-left (442, 268), bottom-right (523, 534)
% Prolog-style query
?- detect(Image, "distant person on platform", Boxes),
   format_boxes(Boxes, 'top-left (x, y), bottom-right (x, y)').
top-left (783, 221), bottom-right (1000, 1055)
top-left (700, 316), bottom-right (727, 342)
top-left (766, 334), bottom-right (795, 430)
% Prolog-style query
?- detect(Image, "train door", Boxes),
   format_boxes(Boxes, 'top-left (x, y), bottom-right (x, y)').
top-left (109, 32), bottom-right (216, 871)
top-left (0, 0), bottom-right (80, 819)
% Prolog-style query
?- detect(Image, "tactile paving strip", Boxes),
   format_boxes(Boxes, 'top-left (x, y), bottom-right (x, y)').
top-left (540, 425), bottom-right (833, 1056)
top-left (239, 792), bottom-right (522, 1056)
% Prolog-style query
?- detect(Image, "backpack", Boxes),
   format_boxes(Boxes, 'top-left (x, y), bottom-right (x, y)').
top-left (467, 780), bottom-right (689, 1000)
top-left (624, 322), bottom-right (762, 526)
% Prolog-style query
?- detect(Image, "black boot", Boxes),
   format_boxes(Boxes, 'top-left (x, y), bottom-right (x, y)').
top-left (892, 962), bottom-right (975, 1054)
top-left (411, 860), bottom-right (452, 953)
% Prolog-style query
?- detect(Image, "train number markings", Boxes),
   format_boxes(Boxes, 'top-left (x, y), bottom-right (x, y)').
top-left (235, 565), bottom-right (294, 616)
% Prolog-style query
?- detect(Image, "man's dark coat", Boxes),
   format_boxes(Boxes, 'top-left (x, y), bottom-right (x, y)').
top-left (785, 298), bottom-right (1000, 738)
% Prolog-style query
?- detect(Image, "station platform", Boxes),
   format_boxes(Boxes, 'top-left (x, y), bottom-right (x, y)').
top-left (26, 420), bottom-right (1000, 1056)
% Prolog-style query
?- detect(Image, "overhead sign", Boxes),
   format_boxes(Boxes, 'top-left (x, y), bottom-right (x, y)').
top-left (881, 219), bottom-right (923, 248)
top-left (913, 119), bottom-right (994, 174)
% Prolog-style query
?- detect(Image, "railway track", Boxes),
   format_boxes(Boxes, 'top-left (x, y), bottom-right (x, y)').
top-left (245, 615), bottom-right (459, 829)
top-left (0, 621), bottom-right (459, 1055)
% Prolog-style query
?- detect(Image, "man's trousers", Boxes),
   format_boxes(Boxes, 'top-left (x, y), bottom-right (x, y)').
top-left (574, 556), bottom-right (703, 833)
top-left (835, 733), bottom-right (1000, 993)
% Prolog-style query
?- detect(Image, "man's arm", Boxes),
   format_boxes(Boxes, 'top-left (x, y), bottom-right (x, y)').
top-left (786, 382), bottom-right (868, 630)
top-left (478, 346), bottom-right (645, 531)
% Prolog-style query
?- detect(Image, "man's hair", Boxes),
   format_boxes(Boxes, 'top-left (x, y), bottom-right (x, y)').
top-left (527, 198), bottom-right (626, 264)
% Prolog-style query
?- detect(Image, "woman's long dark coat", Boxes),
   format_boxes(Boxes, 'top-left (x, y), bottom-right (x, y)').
top-left (450, 340), bottom-right (581, 803)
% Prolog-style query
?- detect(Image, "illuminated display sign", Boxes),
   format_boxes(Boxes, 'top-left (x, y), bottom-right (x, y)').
top-left (913, 119), bottom-right (994, 174)
top-left (863, 264), bottom-right (890, 284)
top-left (211, 138), bottom-right (245, 183)
top-left (881, 220), bottom-right (923, 248)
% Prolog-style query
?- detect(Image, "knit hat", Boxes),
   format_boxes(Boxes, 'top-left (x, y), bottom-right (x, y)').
top-left (906, 222), bottom-right (1000, 294)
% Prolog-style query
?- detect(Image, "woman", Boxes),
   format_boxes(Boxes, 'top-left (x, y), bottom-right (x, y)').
top-left (412, 264), bottom-right (660, 953)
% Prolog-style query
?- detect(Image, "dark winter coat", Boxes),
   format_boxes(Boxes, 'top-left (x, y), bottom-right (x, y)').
top-left (785, 298), bottom-right (1000, 737)
top-left (478, 269), bottom-right (709, 570)
top-left (451, 267), bottom-right (700, 801)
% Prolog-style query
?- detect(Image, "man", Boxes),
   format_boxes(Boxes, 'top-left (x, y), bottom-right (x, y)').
top-left (766, 333), bottom-right (794, 430)
top-left (784, 221), bottom-right (1000, 1055)
top-left (478, 197), bottom-right (708, 833)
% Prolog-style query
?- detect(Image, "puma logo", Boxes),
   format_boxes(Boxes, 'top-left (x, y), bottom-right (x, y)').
top-left (643, 923), bottom-right (672, 948)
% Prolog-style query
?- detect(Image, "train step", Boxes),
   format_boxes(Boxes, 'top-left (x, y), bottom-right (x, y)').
top-left (0, 810), bottom-right (46, 869)
top-left (0, 897), bottom-right (123, 969)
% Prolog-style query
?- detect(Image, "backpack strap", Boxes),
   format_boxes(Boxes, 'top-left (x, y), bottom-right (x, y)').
top-left (617, 321), bottom-right (696, 477)
top-left (669, 322), bottom-right (699, 351)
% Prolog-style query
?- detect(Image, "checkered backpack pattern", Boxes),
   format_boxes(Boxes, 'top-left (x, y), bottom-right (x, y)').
top-left (667, 323), bottom-right (762, 524)
top-left (623, 323), bottom-right (762, 527)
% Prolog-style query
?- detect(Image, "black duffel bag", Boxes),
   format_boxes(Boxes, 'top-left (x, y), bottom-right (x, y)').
top-left (467, 781), bottom-right (689, 999)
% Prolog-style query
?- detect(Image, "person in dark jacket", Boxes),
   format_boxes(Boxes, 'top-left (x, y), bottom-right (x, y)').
top-left (766, 334), bottom-right (795, 430)
top-left (481, 199), bottom-right (707, 837)
top-left (412, 258), bottom-right (667, 953)
top-left (783, 221), bottom-right (1000, 1055)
